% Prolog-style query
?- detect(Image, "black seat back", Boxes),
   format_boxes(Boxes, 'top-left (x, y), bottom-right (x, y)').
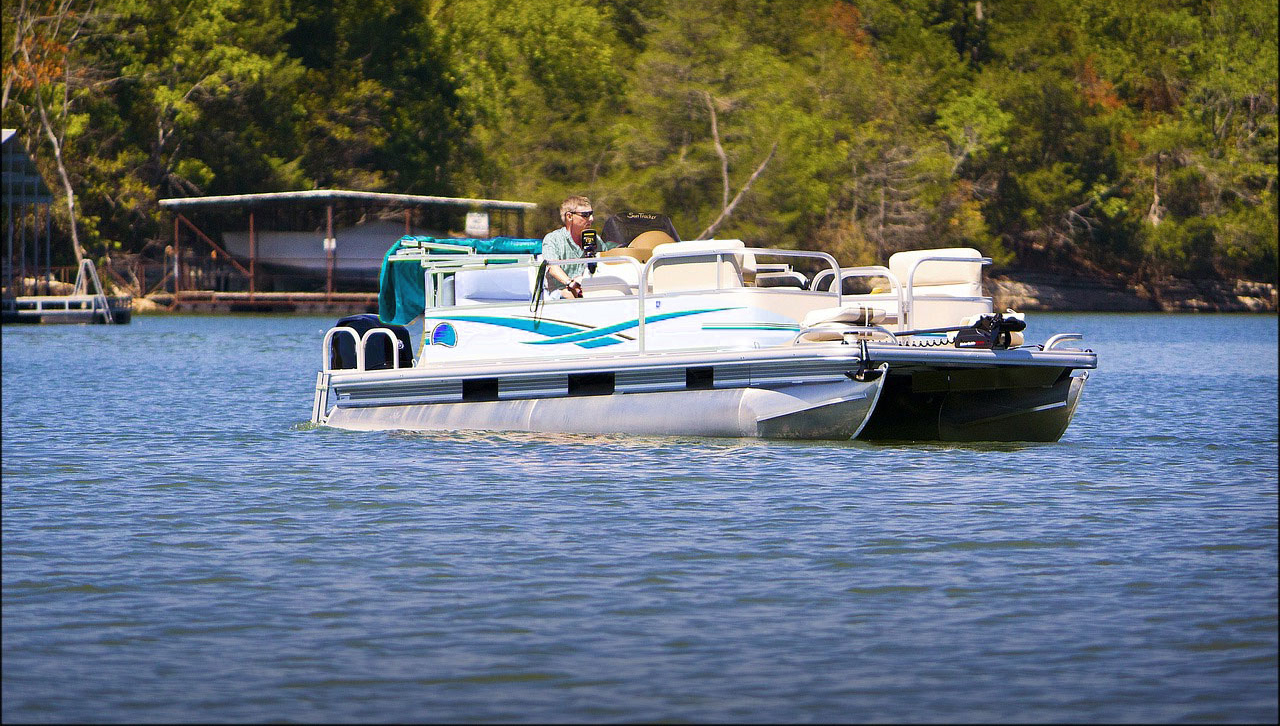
top-left (601, 212), bottom-right (682, 247)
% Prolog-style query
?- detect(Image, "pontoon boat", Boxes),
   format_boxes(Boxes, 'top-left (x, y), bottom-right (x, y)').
top-left (310, 216), bottom-right (1096, 441)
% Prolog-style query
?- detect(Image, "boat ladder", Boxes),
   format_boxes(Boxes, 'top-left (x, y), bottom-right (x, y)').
top-left (72, 259), bottom-right (113, 324)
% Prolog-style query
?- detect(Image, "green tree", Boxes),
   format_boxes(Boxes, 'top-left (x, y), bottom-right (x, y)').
top-left (437, 0), bottom-right (625, 215)
top-left (3, 0), bottom-right (105, 264)
top-left (2, 0), bottom-right (1273, 288)
top-left (281, 0), bottom-right (464, 194)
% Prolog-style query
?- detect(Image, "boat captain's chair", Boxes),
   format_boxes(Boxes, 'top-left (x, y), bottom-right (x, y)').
top-left (579, 258), bottom-right (644, 298)
top-left (600, 229), bottom-right (675, 264)
top-left (887, 247), bottom-right (991, 330)
top-left (649, 239), bottom-right (748, 294)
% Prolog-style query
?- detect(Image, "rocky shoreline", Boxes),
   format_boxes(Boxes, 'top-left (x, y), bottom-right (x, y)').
top-left (988, 273), bottom-right (1277, 313)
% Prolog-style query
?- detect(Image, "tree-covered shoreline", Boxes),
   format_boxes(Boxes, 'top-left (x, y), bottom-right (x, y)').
top-left (4, 0), bottom-right (1276, 290)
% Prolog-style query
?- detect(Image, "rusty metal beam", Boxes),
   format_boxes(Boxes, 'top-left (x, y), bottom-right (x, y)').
top-left (145, 268), bottom-right (172, 296)
top-left (249, 211), bottom-right (256, 296)
top-left (175, 213), bottom-right (251, 279)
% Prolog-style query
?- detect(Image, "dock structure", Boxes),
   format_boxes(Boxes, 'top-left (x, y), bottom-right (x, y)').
top-left (147, 291), bottom-right (377, 315)
top-left (2, 129), bottom-right (131, 324)
top-left (2, 129), bottom-right (53, 297)
top-left (155, 189), bottom-right (538, 313)
top-left (2, 258), bottom-right (132, 324)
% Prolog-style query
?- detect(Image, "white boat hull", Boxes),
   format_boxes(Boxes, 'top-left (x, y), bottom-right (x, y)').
top-left (322, 370), bottom-right (887, 440)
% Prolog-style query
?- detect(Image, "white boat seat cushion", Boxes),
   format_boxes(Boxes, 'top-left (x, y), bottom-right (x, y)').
top-left (580, 260), bottom-right (643, 298)
top-left (801, 305), bottom-right (886, 328)
top-left (886, 248), bottom-right (989, 329)
top-left (888, 247), bottom-right (984, 297)
top-left (649, 239), bottom-right (746, 293)
top-left (454, 266), bottom-right (534, 305)
top-left (910, 281), bottom-right (986, 298)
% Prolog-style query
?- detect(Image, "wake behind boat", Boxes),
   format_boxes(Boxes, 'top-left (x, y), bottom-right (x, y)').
top-left (310, 214), bottom-right (1096, 441)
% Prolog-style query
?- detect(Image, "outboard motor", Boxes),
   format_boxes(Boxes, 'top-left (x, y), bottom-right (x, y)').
top-left (330, 313), bottom-right (414, 370)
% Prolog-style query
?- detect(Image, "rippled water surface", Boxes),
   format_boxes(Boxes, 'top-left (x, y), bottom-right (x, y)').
top-left (3, 313), bottom-right (1276, 723)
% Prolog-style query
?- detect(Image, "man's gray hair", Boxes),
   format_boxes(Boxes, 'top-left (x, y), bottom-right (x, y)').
top-left (560, 195), bottom-right (592, 221)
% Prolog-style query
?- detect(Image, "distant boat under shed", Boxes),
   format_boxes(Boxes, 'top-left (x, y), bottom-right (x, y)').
top-left (221, 219), bottom-right (424, 284)
top-left (158, 190), bottom-right (538, 300)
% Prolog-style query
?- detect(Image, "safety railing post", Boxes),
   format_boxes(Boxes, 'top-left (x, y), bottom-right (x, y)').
top-left (360, 328), bottom-right (404, 370)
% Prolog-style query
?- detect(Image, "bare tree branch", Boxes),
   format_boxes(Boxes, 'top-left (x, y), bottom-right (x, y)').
top-left (696, 140), bottom-right (778, 240)
top-left (13, 0), bottom-right (97, 264)
top-left (702, 91), bottom-right (730, 209)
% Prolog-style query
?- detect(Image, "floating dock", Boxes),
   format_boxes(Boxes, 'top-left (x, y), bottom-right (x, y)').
top-left (2, 294), bottom-right (132, 324)
top-left (1, 260), bottom-right (131, 324)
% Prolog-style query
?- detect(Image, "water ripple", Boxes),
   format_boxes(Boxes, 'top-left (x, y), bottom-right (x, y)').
top-left (3, 313), bottom-right (1277, 723)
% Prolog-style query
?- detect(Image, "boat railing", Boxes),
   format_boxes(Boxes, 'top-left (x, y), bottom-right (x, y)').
top-left (6, 294), bottom-right (115, 311)
top-left (813, 266), bottom-right (906, 329)
top-left (321, 326), bottom-right (407, 373)
top-left (900, 255), bottom-right (991, 332)
top-left (1043, 333), bottom-right (1084, 351)
top-left (635, 247), bottom-right (842, 352)
top-left (322, 327), bottom-right (360, 372)
top-left (404, 243), bottom-right (842, 352)
top-left (813, 256), bottom-right (993, 333)
top-left (362, 328), bottom-right (405, 370)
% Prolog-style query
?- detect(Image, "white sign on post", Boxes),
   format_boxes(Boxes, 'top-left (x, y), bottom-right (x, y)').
top-left (465, 212), bottom-right (490, 238)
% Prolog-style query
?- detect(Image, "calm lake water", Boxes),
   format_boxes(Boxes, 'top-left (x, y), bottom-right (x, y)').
top-left (3, 312), bottom-right (1276, 723)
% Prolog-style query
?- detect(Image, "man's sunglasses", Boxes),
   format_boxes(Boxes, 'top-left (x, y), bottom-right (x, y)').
top-left (568, 210), bottom-right (594, 219)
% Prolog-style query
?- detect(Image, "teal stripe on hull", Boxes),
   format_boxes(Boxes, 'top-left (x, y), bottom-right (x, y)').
top-left (426, 307), bottom-right (736, 348)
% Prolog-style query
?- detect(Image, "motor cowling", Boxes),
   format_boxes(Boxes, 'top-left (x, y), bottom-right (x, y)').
top-left (330, 314), bottom-right (414, 370)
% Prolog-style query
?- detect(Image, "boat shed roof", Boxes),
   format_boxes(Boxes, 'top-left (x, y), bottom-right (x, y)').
top-left (158, 189), bottom-right (537, 211)
top-left (2, 129), bottom-right (54, 205)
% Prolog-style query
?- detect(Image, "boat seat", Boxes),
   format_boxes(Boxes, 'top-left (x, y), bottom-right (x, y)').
top-left (601, 247), bottom-right (649, 264)
top-left (887, 248), bottom-right (990, 329)
top-left (601, 230), bottom-right (676, 264)
top-left (801, 305), bottom-right (887, 328)
top-left (795, 305), bottom-right (889, 343)
top-left (454, 265), bottom-right (534, 305)
top-left (756, 271), bottom-right (807, 289)
top-left (888, 248), bottom-right (984, 298)
top-left (580, 259), bottom-right (644, 298)
top-left (649, 239), bottom-right (747, 293)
